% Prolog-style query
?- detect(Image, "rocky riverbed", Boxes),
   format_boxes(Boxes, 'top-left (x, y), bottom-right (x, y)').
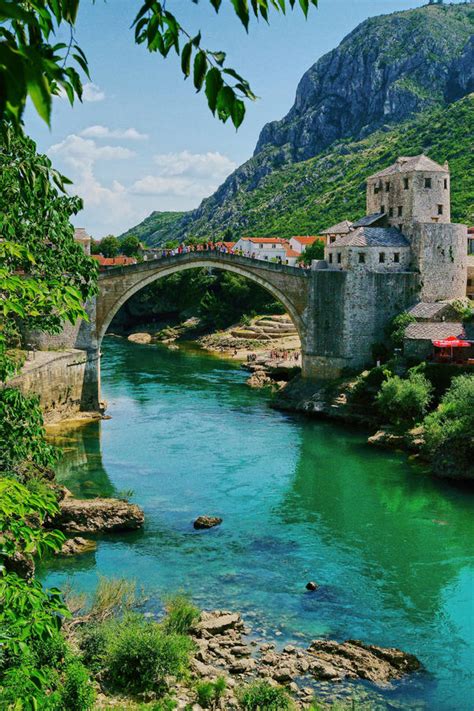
top-left (142, 610), bottom-right (422, 710)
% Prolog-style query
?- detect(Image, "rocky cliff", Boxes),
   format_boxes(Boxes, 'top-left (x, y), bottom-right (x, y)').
top-left (123, 2), bottom-right (473, 245)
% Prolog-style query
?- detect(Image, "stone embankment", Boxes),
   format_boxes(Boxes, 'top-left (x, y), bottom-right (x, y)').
top-left (168, 610), bottom-right (422, 709)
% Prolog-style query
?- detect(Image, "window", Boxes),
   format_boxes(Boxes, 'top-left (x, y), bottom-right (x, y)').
top-left (385, 182), bottom-right (390, 192)
top-left (444, 178), bottom-right (448, 189)
top-left (379, 252), bottom-right (385, 263)
top-left (437, 204), bottom-right (443, 215)
top-left (259, 244), bottom-right (263, 249)
top-left (330, 235), bottom-right (336, 243)
top-left (389, 207), bottom-right (394, 217)
top-left (272, 243), bottom-right (276, 248)
top-left (328, 253), bottom-right (333, 264)
top-left (381, 204), bottom-right (385, 213)
top-left (374, 184), bottom-right (379, 194)
top-left (398, 205), bottom-right (403, 217)
top-left (394, 252), bottom-right (400, 263)
top-left (337, 252), bottom-right (342, 264)
top-left (398, 224), bottom-right (403, 231)
top-left (358, 253), bottom-right (366, 264)
top-left (403, 178), bottom-right (409, 190)
top-left (425, 177), bottom-right (432, 188)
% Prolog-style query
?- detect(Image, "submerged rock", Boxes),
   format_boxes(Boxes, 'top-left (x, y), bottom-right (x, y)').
top-left (56, 536), bottom-right (97, 556)
top-left (127, 332), bottom-right (153, 344)
top-left (193, 515), bottom-right (223, 530)
top-left (53, 496), bottom-right (144, 533)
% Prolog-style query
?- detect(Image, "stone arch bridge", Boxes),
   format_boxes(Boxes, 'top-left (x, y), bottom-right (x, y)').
top-left (71, 251), bottom-right (418, 408)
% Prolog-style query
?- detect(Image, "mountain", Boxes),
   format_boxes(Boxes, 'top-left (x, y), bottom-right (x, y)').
top-left (124, 2), bottom-right (474, 245)
top-left (119, 211), bottom-right (185, 245)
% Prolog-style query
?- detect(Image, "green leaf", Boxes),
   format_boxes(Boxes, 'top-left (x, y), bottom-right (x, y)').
top-left (205, 67), bottom-right (223, 114)
top-left (231, 97), bottom-right (246, 128)
top-left (181, 41), bottom-right (192, 78)
top-left (230, 0), bottom-right (250, 31)
top-left (193, 51), bottom-right (207, 92)
top-left (216, 85), bottom-right (235, 122)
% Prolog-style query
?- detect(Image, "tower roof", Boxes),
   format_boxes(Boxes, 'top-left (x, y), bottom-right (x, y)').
top-left (330, 226), bottom-right (410, 249)
top-left (368, 155), bottom-right (448, 180)
top-left (320, 220), bottom-right (353, 235)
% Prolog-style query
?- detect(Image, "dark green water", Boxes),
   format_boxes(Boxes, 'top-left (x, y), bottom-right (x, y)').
top-left (42, 338), bottom-right (474, 710)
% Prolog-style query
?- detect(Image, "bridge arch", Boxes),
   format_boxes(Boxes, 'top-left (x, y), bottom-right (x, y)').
top-left (96, 255), bottom-right (309, 348)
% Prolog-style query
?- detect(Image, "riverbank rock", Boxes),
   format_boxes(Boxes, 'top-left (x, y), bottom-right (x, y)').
top-left (128, 332), bottom-right (152, 344)
top-left (56, 536), bottom-right (97, 556)
top-left (306, 639), bottom-right (422, 685)
top-left (193, 515), bottom-right (223, 530)
top-left (368, 430), bottom-right (405, 448)
top-left (184, 609), bottom-right (422, 708)
top-left (54, 496), bottom-right (144, 533)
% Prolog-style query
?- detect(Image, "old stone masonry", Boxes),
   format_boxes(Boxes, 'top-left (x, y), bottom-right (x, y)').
top-left (18, 155), bottom-right (467, 414)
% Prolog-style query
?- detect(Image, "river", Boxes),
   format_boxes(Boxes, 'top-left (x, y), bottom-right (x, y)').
top-left (41, 337), bottom-right (474, 710)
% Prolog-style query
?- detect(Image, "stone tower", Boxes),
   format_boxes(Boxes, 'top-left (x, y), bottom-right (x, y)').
top-left (366, 155), bottom-right (450, 228)
top-left (366, 155), bottom-right (466, 301)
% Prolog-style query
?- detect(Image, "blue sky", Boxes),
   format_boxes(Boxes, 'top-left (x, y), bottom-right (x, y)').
top-left (25, 0), bottom-right (459, 238)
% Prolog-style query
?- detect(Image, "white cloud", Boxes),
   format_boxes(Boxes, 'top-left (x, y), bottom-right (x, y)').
top-left (82, 82), bottom-right (106, 102)
top-left (130, 150), bottom-right (236, 199)
top-left (153, 150), bottom-right (236, 179)
top-left (80, 125), bottom-right (149, 141)
top-left (49, 134), bottom-right (135, 171)
top-left (48, 134), bottom-right (136, 234)
top-left (46, 141), bottom-right (236, 237)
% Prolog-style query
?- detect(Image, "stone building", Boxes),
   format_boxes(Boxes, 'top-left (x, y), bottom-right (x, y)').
top-left (366, 155), bottom-right (450, 227)
top-left (323, 155), bottom-right (467, 301)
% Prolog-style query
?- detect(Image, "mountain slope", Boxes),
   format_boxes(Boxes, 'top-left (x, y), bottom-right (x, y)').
top-left (173, 95), bottom-right (474, 239)
top-left (119, 210), bottom-right (185, 244)
top-left (125, 2), bottom-right (474, 245)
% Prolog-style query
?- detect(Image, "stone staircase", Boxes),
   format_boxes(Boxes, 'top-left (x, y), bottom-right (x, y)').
top-left (231, 314), bottom-right (298, 341)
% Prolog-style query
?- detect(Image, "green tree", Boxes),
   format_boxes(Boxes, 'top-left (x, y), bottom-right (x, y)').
top-left (120, 234), bottom-right (141, 258)
top-left (297, 239), bottom-right (325, 264)
top-left (376, 370), bottom-right (433, 428)
top-left (0, 0), bottom-right (317, 130)
top-left (423, 374), bottom-right (474, 479)
top-left (99, 235), bottom-right (120, 258)
top-left (0, 123), bottom-right (98, 380)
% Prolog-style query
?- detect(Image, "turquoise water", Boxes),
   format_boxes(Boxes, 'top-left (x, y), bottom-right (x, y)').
top-left (42, 338), bottom-right (474, 709)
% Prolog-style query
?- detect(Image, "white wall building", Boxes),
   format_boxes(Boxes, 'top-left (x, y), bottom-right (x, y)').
top-left (233, 237), bottom-right (290, 262)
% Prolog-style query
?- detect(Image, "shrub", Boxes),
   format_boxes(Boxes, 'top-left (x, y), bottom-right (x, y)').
top-left (387, 312), bottom-right (416, 349)
top-left (423, 374), bottom-right (474, 479)
top-left (376, 370), bottom-right (432, 427)
top-left (195, 677), bottom-right (226, 708)
top-left (349, 365), bottom-right (392, 406)
top-left (162, 594), bottom-right (200, 635)
top-left (80, 613), bottom-right (193, 695)
top-left (237, 680), bottom-right (294, 710)
top-left (57, 658), bottom-right (95, 711)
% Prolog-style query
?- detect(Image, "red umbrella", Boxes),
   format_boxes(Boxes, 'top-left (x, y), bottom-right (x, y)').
top-left (432, 336), bottom-right (471, 348)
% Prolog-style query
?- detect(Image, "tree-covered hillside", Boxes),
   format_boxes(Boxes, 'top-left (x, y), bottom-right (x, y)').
top-left (118, 210), bottom-right (185, 244)
top-left (131, 95), bottom-right (473, 245)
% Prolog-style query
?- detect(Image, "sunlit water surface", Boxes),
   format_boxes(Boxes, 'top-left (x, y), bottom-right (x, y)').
top-left (41, 338), bottom-right (474, 710)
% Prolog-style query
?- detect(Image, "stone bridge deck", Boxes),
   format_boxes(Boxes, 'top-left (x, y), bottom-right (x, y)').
top-left (96, 251), bottom-right (311, 346)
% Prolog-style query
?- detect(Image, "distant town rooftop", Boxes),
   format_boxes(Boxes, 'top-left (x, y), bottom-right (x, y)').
top-left (368, 154), bottom-right (448, 180)
top-left (291, 236), bottom-right (321, 244)
top-left (242, 237), bottom-right (289, 244)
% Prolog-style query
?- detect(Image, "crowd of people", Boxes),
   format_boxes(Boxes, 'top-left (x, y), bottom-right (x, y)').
top-left (148, 242), bottom-right (310, 268)
top-left (247, 349), bottom-right (301, 363)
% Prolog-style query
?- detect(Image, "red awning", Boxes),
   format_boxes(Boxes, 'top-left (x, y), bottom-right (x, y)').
top-left (432, 335), bottom-right (471, 348)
